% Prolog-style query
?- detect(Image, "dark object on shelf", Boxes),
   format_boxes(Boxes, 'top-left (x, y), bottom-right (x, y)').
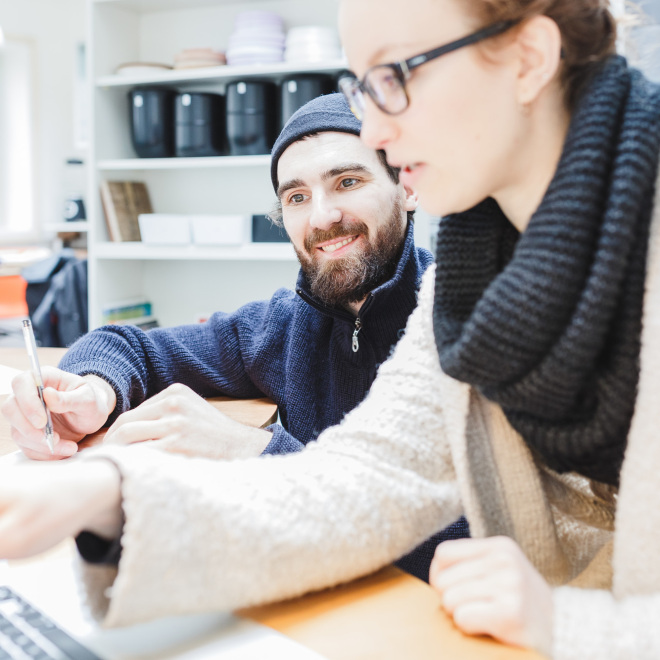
top-left (175, 92), bottom-right (226, 157)
top-left (63, 158), bottom-right (87, 221)
top-left (226, 80), bottom-right (278, 156)
top-left (280, 75), bottom-right (334, 129)
top-left (252, 214), bottom-right (289, 243)
top-left (129, 87), bottom-right (176, 158)
top-left (64, 196), bottom-right (86, 222)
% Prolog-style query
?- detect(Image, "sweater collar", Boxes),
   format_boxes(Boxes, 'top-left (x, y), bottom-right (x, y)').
top-left (296, 221), bottom-right (429, 320)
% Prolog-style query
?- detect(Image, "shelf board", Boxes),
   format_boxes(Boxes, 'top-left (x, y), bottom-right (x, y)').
top-left (45, 222), bottom-right (89, 233)
top-left (98, 155), bottom-right (271, 170)
top-left (92, 0), bottom-right (266, 11)
top-left (93, 241), bottom-right (296, 261)
top-left (96, 59), bottom-right (348, 88)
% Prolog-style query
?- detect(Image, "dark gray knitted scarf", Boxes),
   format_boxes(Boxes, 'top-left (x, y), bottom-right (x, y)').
top-left (433, 56), bottom-right (660, 486)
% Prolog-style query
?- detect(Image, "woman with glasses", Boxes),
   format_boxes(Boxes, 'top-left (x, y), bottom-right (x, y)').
top-left (335, 0), bottom-right (660, 657)
top-left (0, 1), bottom-right (659, 657)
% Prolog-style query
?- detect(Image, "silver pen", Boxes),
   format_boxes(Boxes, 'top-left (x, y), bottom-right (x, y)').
top-left (21, 319), bottom-right (55, 454)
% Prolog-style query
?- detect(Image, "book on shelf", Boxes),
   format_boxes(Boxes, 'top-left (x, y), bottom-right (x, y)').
top-left (101, 297), bottom-right (153, 324)
top-left (108, 315), bottom-right (160, 331)
top-left (101, 297), bottom-right (158, 330)
top-left (100, 180), bottom-right (152, 242)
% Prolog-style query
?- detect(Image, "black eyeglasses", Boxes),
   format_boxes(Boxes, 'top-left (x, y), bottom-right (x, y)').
top-left (339, 19), bottom-right (519, 120)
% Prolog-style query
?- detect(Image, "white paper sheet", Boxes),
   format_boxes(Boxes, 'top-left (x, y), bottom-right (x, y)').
top-left (0, 363), bottom-right (20, 395)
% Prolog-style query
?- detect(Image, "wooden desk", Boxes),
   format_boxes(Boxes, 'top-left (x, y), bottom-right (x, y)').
top-left (0, 348), bottom-right (543, 659)
top-left (0, 346), bottom-right (66, 372)
top-left (0, 347), bottom-right (278, 457)
top-left (6, 544), bottom-right (543, 660)
top-left (243, 566), bottom-right (543, 660)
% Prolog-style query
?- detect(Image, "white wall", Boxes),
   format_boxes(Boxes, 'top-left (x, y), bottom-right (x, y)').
top-left (628, 0), bottom-right (660, 82)
top-left (0, 0), bottom-right (86, 241)
top-left (640, 0), bottom-right (660, 21)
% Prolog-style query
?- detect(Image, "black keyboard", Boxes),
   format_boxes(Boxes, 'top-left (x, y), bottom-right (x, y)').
top-left (0, 586), bottom-right (102, 660)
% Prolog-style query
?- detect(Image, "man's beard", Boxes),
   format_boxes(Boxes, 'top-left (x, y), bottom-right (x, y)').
top-left (294, 198), bottom-right (407, 309)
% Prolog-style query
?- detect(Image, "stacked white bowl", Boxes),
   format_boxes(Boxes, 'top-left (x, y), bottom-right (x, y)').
top-left (226, 10), bottom-right (286, 66)
top-left (284, 26), bottom-right (342, 63)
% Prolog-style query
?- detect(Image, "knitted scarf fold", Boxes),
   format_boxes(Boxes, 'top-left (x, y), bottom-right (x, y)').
top-left (433, 56), bottom-right (660, 486)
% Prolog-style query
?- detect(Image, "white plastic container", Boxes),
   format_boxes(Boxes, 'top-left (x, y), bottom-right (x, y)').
top-left (190, 215), bottom-right (246, 246)
top-left (138, 214), bottom-right (191, 245)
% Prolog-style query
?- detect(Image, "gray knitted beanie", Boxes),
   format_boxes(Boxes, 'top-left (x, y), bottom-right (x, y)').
top-left (270, 92), bottom-right (362, 192)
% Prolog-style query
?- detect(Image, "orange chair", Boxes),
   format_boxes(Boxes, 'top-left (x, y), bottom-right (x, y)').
top-left (0, 275), bottom-right (29, 318)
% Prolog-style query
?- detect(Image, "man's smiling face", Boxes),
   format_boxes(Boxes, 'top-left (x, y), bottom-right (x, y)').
top-left (277, 131), bottom-right (413, 309)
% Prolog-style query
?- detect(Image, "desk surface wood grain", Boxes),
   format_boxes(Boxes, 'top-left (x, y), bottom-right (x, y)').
top-left (242, 565), bottom-right (544, 660)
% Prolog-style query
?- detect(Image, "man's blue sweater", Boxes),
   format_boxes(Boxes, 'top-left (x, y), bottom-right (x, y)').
top-left (62, 222), bottom-right (469, 580)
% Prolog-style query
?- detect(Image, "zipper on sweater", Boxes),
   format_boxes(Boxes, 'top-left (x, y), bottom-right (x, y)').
top-left (296, 288), bottom-right (373, 353)
top-left (352, 318), bottom-right (362, 353)
top-left (351, 295), bottom-right (373, 354)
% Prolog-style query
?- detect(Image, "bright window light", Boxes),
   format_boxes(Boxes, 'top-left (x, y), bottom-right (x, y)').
top-left (0, 38), bottom-right (36, 242)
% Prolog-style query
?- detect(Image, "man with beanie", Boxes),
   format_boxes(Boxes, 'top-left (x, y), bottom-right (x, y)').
top-left (8, 94), bottom-right (469, 581)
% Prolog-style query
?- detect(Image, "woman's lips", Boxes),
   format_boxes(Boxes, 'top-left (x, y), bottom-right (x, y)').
top-left (399, 163), bottom-right (426, 188)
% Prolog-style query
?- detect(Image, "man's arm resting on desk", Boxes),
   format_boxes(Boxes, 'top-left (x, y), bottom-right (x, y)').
top-left (59, 300), bottom-right (278, 420)
top-left (102, 383), bottom-right (273, 459)
top-left (102, 382), bottom-right (307, 458)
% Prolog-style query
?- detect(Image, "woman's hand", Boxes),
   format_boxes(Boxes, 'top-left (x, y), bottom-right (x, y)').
top-left (0, 459), bottom-right (122, 559)
top-left (1, 369), bottom-right (117, 460)
top-left (103, 383), bottom-right (272, 460)
top-left (430, 536), bottom-right (553, 657)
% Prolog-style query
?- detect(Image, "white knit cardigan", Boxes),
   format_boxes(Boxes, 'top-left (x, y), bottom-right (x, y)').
top-left (81, 169), bottom-right (660, 660)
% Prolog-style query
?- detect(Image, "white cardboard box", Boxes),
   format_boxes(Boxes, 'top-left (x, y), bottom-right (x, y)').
top-left (138, 214), bottom-right (191, 245)
top-left (190, 215), bottom-right (246, 246)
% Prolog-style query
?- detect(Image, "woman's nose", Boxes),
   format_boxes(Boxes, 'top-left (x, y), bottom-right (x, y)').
top-left (359, 97), bottom-right (398, 151)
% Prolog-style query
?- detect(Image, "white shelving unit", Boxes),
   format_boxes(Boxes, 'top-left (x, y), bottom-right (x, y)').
top-left (45, 222), bottom-right (90, 233)
top-left (96, 59), bottom-right (346, 88)
top-left (97, 155), bottom-right (271, 170)
top-left (92, 0), bottom-right (258, 11)
top-left (86, 0), bottom-right (346, 328)
top-left (94, 241), bottom-right (296, 260)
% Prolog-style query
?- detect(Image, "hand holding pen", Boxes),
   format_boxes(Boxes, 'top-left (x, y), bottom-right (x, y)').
top-left (21, 319), bottom-right (56, 454)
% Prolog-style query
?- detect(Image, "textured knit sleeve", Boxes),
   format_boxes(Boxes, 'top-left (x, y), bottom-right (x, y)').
top-left (262, 424), bottom-right (304, 454)
top-left (553, 587), bottom-right (660, 659)
top-left (59, 300), bottom-right (278, 423)
top-left (78, 266), bottom-right (463, 627)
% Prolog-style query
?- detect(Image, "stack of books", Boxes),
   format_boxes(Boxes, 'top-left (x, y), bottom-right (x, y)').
top-left (101, 298), bottom-right (159, 330)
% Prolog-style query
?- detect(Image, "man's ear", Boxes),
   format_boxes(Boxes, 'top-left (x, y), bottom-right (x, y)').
top-left (402, 184), bottom-right (418, 212)
top-left (515, 15), bottom-right (563, 106)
